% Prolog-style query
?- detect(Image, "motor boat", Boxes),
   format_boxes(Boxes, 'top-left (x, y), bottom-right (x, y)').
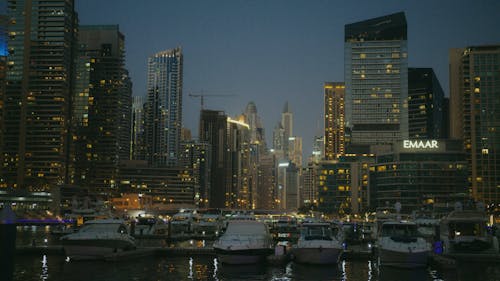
top-left (414, 218), bottom-right (439, 243)
top-left (170, 209), bottom-right (199, 236)
top-left (213, 220), bottom-right (273, 264)
top-left (133, 216), bottom-right (168, 236)
top-left (273, 216), bottom-right (299, 243)
top-left (361, 222), bottom-right (376, 242)
top-left (292, 222), bottom-right (343, 264)
top-left (60, 219), bottom-right (136, 260)
top-left (195, 210), bottom-right (223, 237)
top-left (376, 221), bottom-right (430, 268)
top-left (439, 210), bottom-right (499, 256)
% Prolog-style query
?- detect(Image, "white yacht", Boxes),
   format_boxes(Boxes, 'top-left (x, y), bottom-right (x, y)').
top-left (376, 221), bottom-right (430, 268)
top-left (439, 210), bottom-right (499, 256)
top-left (60, 219), bottom-right (136, 260)
top-left (133, 216), bottom-right (168, 236)
top-left (170, 209), bottom-right (199, 236)
top-left (292, 222), bottom-right (343, 264)
top-left (195, 210), bottom-right (223, 237)
top-left (213, 220), bottom-right (273, 264)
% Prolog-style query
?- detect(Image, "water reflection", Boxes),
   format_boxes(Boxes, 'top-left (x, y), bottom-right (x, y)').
top-left (219, 263), bottom-right (267, 280)
top-left (40, 255), bottom-right (48, 281)
top-left (290, 262), bottom-right (341, 281)
top-left (377, 266), bottom-right (429, 281)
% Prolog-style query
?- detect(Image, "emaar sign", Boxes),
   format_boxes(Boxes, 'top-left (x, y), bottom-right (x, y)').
top-left (403, 140), bottom-right (439, 149)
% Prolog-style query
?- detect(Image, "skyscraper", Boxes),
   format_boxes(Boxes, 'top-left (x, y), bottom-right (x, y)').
top-left (199, 110), bottom-right (228, 208)
top-left (2, 0), bottom-right (78, 190)
top-left (324, 82), bottom-right (345, 160)
top-left (408, 68), bottom-right (445, 139)
top-left (281, 102), bottom-right (293, 156)
top-left (344, 12), bottom-right (408, 146)
top-left (131, 95), bottom-right (146, 160)
top-left (70, 25), bottom-right (132, 192)
top-left (450, 46), bottom-right (500, 204)
top-left (145, 47), bottom-right (183, 167)
top-left (0, 15), bottom-right (7, 171)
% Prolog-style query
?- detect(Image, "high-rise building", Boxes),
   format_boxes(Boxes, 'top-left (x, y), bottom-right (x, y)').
top-left (450, 46), bottom-right (500, 204)
top-left (178, 140), bottom-right (210, 208)
top-left (281, 102), bottom-right (293, 156)
top-left (408, 68), bottom-right (445, 139)
top-left (243, 101), bottom-right (266, 148)
top-left (0, 15), bottom-right (7, 171)
top-left (131, 96), bottom-right (146, 160)
top-left (345, 12), bottom-right (408, 146)
top-left (199, 110), bottom-right (228, 208)
top-left (288, 136), bottom-right (303, 167)
top-left (70, 25), bottom-right (132, 193)
top-left (324, 82), bottom-right (345, 160)
top-left (2, 0), bottom-right (78, 190)
top-left (310, 135), bottom-right (324, 163)
top-left (256, 153), bottom-right (276, 209)
top-left (301, 162), bottom-right (318, 207)
top-left (227, 116), bottom-right (251, 208)
top-left (145, 47), bottom-right (183, 167)
top-left (277, 160), bottom-right (300, 211)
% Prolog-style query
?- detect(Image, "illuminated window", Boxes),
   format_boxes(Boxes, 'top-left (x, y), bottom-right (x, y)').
top-left (360, 53), bottom-right (366, 59)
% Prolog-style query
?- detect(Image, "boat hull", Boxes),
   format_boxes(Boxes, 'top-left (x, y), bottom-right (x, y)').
top-left (293, 247), bottom-right (342, 264)
top-left (62, 239), bottom-right (135, 260)
top-left (214, 248), bottom-right (273, 265)
top-left (378, 247), bottom-right (429, 268)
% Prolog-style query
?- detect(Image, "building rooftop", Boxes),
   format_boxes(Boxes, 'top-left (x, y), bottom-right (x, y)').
top-left (345, 12), bottom-right (407, 42)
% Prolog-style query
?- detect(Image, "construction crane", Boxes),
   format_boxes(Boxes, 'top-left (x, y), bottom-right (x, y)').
top-left (188, 91), bottom-right (236, 110)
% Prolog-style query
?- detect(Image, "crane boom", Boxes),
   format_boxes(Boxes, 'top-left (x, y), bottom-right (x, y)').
top-left (188, 91), bottom-right (235, 109)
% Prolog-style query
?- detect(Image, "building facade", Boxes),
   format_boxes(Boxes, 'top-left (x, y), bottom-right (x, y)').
top-left (408, 68), bottom-right (445, 139)
top-left (131, 95), bottom-right (146, 160)
top-left (450, 46), bottom-right (500, 204)
top-left (145, 47), bottom-right (183, 167)
top-left (178, 140), bottom-right (210, 208)
top-left (70, 25), bottom-right (132, 194)
top-left (370, 140), bottom-right (468, 213)
top-left (118, 160), bottom-right (196, 209)
top-left (2, 0), bottom-right (78, 190)
top-left (324, 82), bottom-right (345, 160)
top-left (199, 110), bottom-right (228, 208)
top-left (344, 12), bottom-right (408, 146)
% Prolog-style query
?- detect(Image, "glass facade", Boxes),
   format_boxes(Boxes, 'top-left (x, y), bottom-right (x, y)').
top-left (408, 68), bottom-right (445, 139)
top-left (70, 25), bottom-right (132, 193)
top-left (3, 0), bottom-right (78, 190)
top-left (371, 140), bottom-right (468, 213)
top-left (345, 12), bottom-right (408, 146)
top-left (450, 46), bottom-right (500, 204)
top-left (324, 82), bottom-right (345, 160)
top-left (145, 47), bottom-right (183, 167)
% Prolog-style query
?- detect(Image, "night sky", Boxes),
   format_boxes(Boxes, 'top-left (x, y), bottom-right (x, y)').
top-left (75, 0), bottom-right (500, 159)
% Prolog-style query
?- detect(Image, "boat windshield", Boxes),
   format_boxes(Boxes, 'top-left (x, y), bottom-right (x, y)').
top-left (449, 222), bottom-right (485, 237)
top-left (301, 225), bottom-right (332, 240)
top-left (173, 216), bottom-right (189, 221)
top-left (381, 224), bottom-right (419, 237)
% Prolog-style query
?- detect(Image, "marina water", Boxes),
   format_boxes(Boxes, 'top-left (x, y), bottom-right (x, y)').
top-left (11, 226), bottom-right (500, 281)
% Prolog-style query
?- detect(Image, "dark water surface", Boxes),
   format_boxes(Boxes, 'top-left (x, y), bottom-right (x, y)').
top-left (12, 254), bottom-right (500, 281)
top-left (10, 226), bottom-right (500, 281)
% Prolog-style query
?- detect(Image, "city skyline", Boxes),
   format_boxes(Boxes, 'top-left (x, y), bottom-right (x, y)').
top-left (75, 0), bottom-right (500, 158)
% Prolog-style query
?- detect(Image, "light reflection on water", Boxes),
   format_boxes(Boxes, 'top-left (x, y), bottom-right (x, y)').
top-left (11, 228), bottom-right (500, 281)
top-left (12, 253), bottom-right (500, 281)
